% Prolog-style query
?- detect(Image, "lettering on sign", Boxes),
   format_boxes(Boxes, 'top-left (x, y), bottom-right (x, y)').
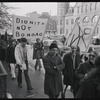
top-left (13, 15), bottom-right (48, 41)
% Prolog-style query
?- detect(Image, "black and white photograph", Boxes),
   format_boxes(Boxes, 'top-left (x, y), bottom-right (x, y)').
top-left (1, 2), bottom-right (100, 98)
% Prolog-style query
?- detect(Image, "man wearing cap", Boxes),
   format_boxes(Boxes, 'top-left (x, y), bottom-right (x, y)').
top-left (15, 38), bottom-right (33, 91)
top-left (43, 43), bottom-right (65, 98)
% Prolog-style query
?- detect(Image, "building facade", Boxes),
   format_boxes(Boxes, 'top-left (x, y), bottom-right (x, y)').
top-left (26, 11), bottom-right (57, 38)
top-left (57, 2), bottom-right (69, 35)
top-left (57, 2), bottom-right (100, 38)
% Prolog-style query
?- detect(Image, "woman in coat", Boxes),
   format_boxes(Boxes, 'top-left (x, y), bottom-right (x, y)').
top-left (33, 38), bottom-right (44, 71)
top-left (43, 43), bottom-right (65, 98)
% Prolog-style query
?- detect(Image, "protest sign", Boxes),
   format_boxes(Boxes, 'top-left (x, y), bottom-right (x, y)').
top-left (12, 15), bottom-right (48, 41)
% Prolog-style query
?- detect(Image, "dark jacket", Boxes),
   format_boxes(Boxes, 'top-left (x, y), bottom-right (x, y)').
top-left (33, 42), bottom-right (44, 59)
top-left (74, 60), bottom-right (96, 96)
top-left (75, 60), bottom-right (96, 83)
top-left (6, 45), bottom-right (16, 63)
top-left (62, 52), bottom-right (81, 88)
top-left (0, 39), bottom-right (7, 61)
top-left (75, 68), bottom-right (100, 98)
top-left (43, 53), bottom-right (65, 97)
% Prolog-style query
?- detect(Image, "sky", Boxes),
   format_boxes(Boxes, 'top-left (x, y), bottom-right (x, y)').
top-left (6, 2), bottom-right (76, 16)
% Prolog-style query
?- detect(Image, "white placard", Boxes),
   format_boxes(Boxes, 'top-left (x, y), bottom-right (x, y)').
top-left (13, 15), bottom-right (48, 41)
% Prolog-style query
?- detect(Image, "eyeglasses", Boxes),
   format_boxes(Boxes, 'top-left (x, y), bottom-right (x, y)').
top-left (89, 54), bottom-right (95, 58)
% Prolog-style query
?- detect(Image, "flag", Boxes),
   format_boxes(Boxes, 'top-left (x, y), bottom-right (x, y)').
top-left (66, 16), bottom-right (100, 53)
top-left (66, 22), bottom-right (87, 52)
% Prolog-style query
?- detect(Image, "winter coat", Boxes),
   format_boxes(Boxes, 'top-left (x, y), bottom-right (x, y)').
top-left (75, 68), bottom-right (100, 98)
top-left (62, 52), bottom-right (81, 88)
top-left (6, 45), bottom-right (16, 63)
top-left (33, 42), bottom-right (44, 59)
top-left (74, 60), bottom-right (96, 96)
top-left (14, 43), bottom-right (31, 69)
top-left (43, 52), bottom-right (65, 97)
top-left (75, 60), bottom-right (96, 84)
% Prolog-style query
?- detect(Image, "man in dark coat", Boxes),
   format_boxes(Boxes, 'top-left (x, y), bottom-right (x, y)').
top-left (75, 55), bottom-right (100, 98)
top-left (62, 45), bottom-right (81, 97)
top-left (75, 50), bottom-right (98, 97)
top-left (33, 38), bottom-right (44, 71)
top-left (43, 43), bottom-right (65, 98)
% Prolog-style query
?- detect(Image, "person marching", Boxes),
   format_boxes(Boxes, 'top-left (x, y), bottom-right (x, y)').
top-left (33, 38), bottom-right (44, 71)
top-left (6, 39), bottom-right (16, 80)
top-left (14, 38), bottom-right (33, 91)
top-left (43, 43), bottom-right (65, 98)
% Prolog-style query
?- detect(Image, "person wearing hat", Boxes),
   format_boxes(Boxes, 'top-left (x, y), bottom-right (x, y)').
top-left (42, 43), bottom-right (65, 98)
top-left (75, 55), bottom-right (100, 98)
top-left (14, 38), bottom-right (33, 91)
top-left (75, 50), bottom-right (99, 97)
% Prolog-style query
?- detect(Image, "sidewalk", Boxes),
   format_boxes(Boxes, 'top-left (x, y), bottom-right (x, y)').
top-left (5, 60), bottom-right (74, 98)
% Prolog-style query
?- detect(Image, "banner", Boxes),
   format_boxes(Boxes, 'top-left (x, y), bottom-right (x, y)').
top-left (66, 16), bottom-right (100, 53)
top-left (12, 15), bottom-right (48, 41)
top-left (66, 22), bottom-right (87, 52)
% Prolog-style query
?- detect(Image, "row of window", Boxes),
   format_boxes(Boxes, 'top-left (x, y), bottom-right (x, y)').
top-left (77, 2), bottom-right (97, 14)
top-left (66, 15), bottom-right (99, 25)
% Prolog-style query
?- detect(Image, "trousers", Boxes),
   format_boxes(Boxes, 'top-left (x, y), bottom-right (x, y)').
top-left (17, 60), bottom-right (33, 90)
top-left (10, 63), bottom-right (16, 78)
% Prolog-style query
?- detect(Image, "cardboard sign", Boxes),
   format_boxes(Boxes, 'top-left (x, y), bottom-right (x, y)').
top-left (13, 15), bottom-right (48, 41)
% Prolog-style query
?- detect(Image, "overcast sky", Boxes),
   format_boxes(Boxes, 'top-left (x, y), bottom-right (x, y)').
top-left (6, 2), bottom-right (76, 16)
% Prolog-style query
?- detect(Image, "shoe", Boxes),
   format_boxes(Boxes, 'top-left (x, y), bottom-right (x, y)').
top-left (18, 84), bottom-right (22, 88)
top-left (11, 77), bottom-right (16, 80)
top-left (27, 88), bottom-right (33, 91)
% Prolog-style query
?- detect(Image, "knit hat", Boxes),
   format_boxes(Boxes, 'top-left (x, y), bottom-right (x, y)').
top-left (49, 43), bottom-right (58, 50)
top-left (20, 38), bottom-right (27, 43)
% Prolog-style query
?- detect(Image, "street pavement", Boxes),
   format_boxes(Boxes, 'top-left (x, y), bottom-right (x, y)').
top-left (6, 59), bottom-right (74, 98)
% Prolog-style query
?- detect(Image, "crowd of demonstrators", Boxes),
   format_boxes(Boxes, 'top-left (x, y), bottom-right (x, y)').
top-left (42, 43), bottom-right (65, 98)
top-left (75, 55), bottom-right (100, 98)
top-left (33, 38), bottom-right (44, 71)
top-left (1, 31), bottom-right (100, 99)
top-left (75, 50), bottom-right (98, 97)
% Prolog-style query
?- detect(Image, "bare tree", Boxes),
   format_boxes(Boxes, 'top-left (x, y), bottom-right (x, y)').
top-left (0, 2), bottom-right (18, 29)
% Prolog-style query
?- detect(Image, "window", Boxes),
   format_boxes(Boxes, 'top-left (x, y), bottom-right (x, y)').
top-left (66, 29), bottom-right (68, 34)
top-left (92, 15), bottom-right (99, 23)
top-left (81, 6), bottom-right (83, 13)
top-left (60, 29), bottom-right (63, 34)
top-left (90, 3), bottom-right (92, 11)
top-left (61, 9), bottom-right (63, 15)
top-left (71, 19), bottom-right (74, 24)
top-left (66, 19), bottom-right (68, 25)
top-left (83, 16), bottom-right (89, 23)
top-left (77, 7), bottom-right (79, 14)
top-left (95, 2), bottom-right (97, 10)
top-left (85, 5), bottom-right (87, 13)
top-left (60, 20), bottom-right (63, 25)
top-left (75, 17), bottom-right (80, 23)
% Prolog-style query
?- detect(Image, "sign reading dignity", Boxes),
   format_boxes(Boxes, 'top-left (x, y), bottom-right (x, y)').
top-left (13, 15), bottom-right (48, 41)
